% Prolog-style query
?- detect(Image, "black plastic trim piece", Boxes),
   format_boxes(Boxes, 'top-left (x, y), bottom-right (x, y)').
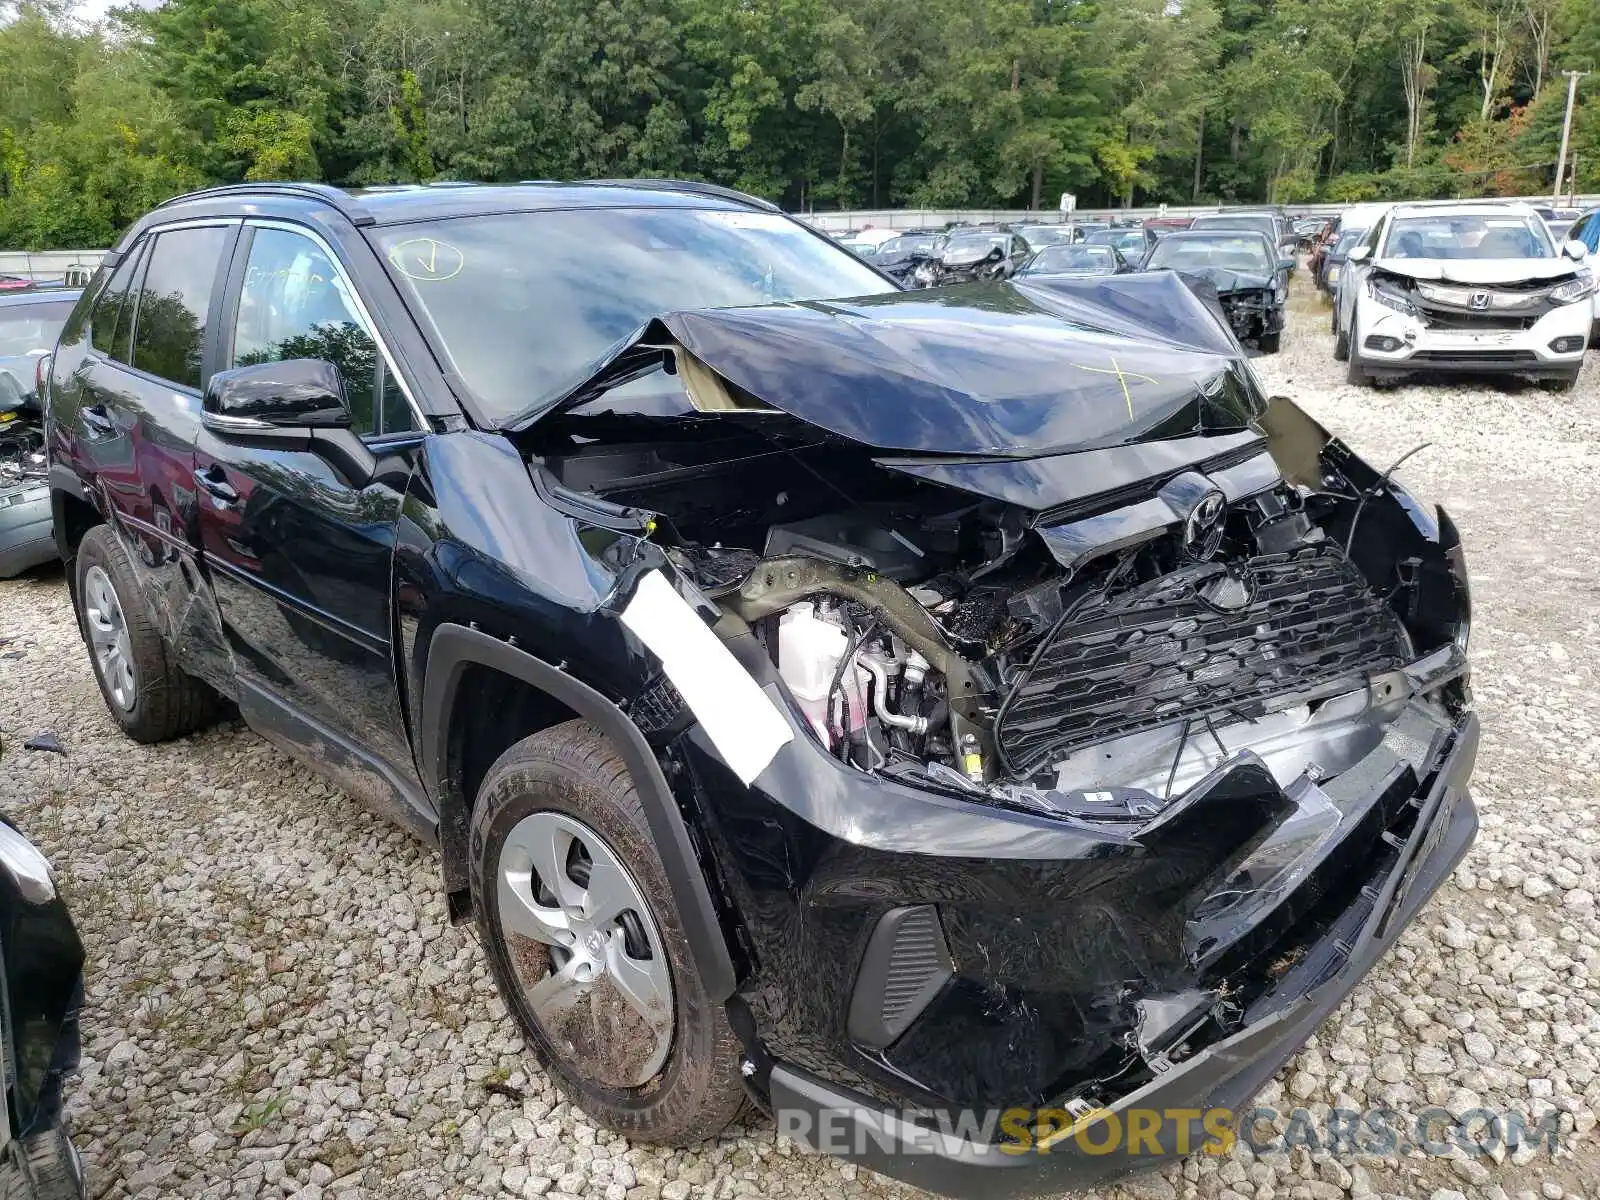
top-left (419, 623), bottom-right (737, 1001)
top-left (46, 464), bottom-right (88, 503)
top-left (847, 906), bottom-right (954, 1051)
top-left (236, 679), bottom-right (437, 844)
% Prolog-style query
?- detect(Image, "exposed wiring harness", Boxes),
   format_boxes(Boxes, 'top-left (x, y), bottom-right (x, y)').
top-left (1343, 442), bottom-right (1431, 557)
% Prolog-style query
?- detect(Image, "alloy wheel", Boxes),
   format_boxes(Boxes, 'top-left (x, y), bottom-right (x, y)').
top-left (496, 810), bottom-right (675, 1088)
top-left (83, 565), bottom-right (136, 711)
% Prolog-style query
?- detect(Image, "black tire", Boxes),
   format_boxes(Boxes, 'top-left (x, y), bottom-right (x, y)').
top-left (1540, 368), bottom-right (1581, 393)
top-left (1346, 344), bottom-right (1370, 387)
top-left (72, 525), bottom-right (216, 743)
top-left (469, 719), bottom-right (746, 1145)
top-left (1258, 331), bottom-right (1282, 354)
top-left (0, 1123), bottom-right (86, 1200)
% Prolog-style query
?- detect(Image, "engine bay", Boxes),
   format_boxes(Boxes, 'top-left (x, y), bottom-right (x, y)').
top-left (534, 394), bottom-right (1470, 814)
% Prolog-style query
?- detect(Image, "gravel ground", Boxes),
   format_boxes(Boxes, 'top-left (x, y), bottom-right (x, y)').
top-left (4, 273), bottom-right (1600, 1200)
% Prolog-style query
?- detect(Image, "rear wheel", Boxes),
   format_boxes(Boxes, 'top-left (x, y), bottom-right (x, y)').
top-left (469, 719), bottom-right (745, 1145)
top-left (72, 526), bottom-right (216, 743)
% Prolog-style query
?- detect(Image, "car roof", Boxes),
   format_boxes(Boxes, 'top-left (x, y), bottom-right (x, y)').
top-left (0, 287), bottom-right (82, 310)
top-left (1390, 200), bottom-right (1539, 218)
top-left (1162, 229), bottom-right (1272, 243)
top-left (135, 179), bottom-right (780, 241)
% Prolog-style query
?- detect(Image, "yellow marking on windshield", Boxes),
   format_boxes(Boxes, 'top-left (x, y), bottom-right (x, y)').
top-left (1073, 356), bottom-right (1157, 420)
top-left (387, 237), bottom-right (464, 282)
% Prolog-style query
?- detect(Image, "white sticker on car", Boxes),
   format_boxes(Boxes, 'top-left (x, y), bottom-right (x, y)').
top-left (620, 570), bottom-right (794, 785)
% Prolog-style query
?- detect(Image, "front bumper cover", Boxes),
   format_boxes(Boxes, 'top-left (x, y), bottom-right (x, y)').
top-left (766, 713), bottom-right (1479, 1199)
top-left (1357, 300), bottom-right (1589, 377)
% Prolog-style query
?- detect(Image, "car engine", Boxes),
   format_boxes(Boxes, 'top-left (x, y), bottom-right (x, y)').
top-left (650, 450), bottom-right (1452, 818)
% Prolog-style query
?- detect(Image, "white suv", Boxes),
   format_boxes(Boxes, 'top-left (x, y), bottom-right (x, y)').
top-left (1333, 201), bottom-right (1593, 389)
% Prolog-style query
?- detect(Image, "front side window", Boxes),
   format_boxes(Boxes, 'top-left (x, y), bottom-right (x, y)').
top-left (232, 227), bottom-right (411, 435)
top-left (372, 207), bottom-right (893, 424)
top-left (131, 226), bottom-right (231, 389)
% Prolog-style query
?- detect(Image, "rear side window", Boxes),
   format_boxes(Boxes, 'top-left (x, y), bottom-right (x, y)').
top-left (89, 242), bottom-right (146, 362)
top-left (131, 226), bottom-right (231, 390)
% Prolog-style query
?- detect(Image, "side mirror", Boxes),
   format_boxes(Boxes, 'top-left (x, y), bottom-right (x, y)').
top-left (1347, 245), bottom-right (1371, 264)
top-left (203, 359), bottom-right (350, 431)
top-left (1562, 239), bottom-right (1589, 262)
top-left (202, 359), bottom-right (374, 488)
top-left (1278, 257), bottom-right (1296, 272)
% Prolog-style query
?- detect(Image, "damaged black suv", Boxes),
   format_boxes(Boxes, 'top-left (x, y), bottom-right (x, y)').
top-left (45, 181), bottom-right (1477, 1196)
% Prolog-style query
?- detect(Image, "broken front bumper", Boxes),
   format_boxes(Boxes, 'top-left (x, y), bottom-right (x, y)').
top-left (764, 712), bottom-right (1479, 1198)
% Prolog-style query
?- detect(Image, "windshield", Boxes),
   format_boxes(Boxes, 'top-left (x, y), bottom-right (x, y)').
top-left (1383, 214), bottom-right (1552, 260)
top-left (878, 235), bottom-right (939, 258)
top-left (0, 301), bottom-right (73, 357)
top-left (1146, 235), bottom-right (1274, 274)
top-left (945, 233), bottom-right (1007, 255)
top-left (373, 208), bottom-right (894, 423)
top-left (1023, 245), bottom-right (1117, 273)
top-left (1086, 229), bottom-right (1146, 253)
top-left (1019, 227), bottom-right (1073, 246)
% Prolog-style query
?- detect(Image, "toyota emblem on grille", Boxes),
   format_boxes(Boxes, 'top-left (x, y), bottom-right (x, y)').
top-left (1183, 490), bottom-right (1227, 561)
top-left (1469, 290), bottom-right (1492, 310)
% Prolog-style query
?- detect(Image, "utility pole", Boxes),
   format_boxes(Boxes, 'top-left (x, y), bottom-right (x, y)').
top-left (1553, 70), bottom-right (1589, 204)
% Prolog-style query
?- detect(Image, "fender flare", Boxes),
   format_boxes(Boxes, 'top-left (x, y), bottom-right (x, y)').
top-left (419, 622), bottom-right (737, 1001)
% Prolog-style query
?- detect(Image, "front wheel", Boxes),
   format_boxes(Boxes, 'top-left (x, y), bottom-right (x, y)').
top-left (1346, 344), bottom-right (1371, 387)
top-left (1540, 368), bottom-right (1582, 393)
top-left (469, 720), bottom-right (746, 1145)
top-left (0, 1123), bottom-right (86, 1200)
top-left (1258, 331), bottom-right (1282, 354)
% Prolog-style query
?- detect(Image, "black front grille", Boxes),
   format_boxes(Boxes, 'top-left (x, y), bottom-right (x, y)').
top-left (1408, 349), bottom-right (1538, 363)
top-left (995, 547), bottom-right (1409, 775)
top-left (1418, 305), bottom-right (1537, 331)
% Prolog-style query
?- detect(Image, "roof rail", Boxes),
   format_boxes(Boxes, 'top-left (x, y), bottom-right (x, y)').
top-left (154, 182), bottom-right (376, 225)
top-left (586, 178), bottom-right (781, 213)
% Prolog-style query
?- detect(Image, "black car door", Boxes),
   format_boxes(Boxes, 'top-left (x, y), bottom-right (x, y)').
top-left (191, 220), bottom-right (433, 836)
top-left (54, 223), bottom-right (239, 695)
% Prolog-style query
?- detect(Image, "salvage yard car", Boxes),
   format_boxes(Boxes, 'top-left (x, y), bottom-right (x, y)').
top-left (0, 809), bottom-right (87, 1199)
top-left (1016, 242), bottom-right (1131, 278)
top-left (867, 232), bottom-right (943, 285)
top-left (1142, 229), bottom-right (1291, 352)
top-left (0, 289), bottom-right (78, 577)
top-left (1334, 200), bottom-right (1592, 389)
top-left (45, 180), bottom-right (1478, 1197)
top-left (915, 229), bottom-right (1031, 285)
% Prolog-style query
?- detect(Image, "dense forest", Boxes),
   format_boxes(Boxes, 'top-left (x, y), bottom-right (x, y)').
top-left (1, 0), bottom-right (1598, 248)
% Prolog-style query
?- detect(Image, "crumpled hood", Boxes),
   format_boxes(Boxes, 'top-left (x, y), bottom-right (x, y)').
top-left (526, 274), bottom-right (1262, 457)
top-left (1372, 257), bottom-right (1581, 285)
top-left (1175, 266), bottom-right (1273, 296)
